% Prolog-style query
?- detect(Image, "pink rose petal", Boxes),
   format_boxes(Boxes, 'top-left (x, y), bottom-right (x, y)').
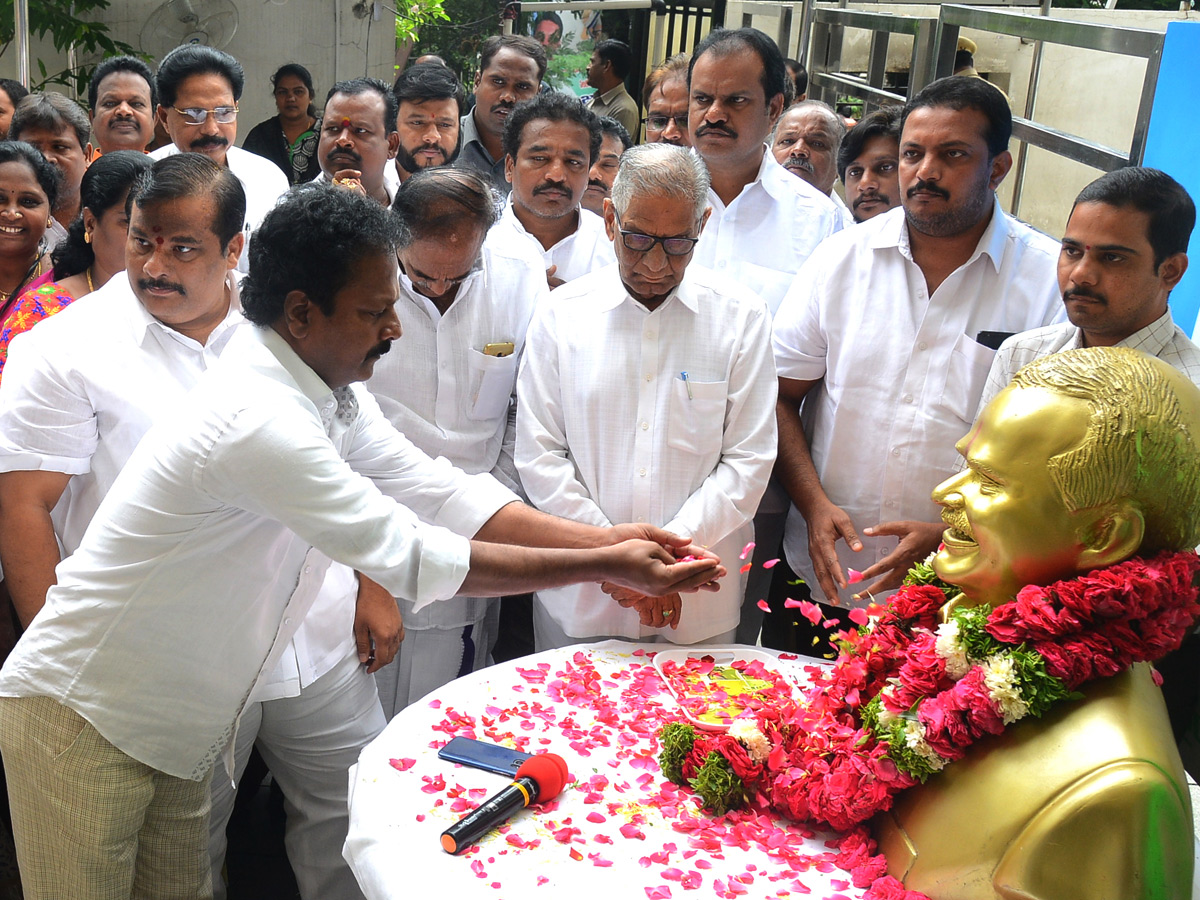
top-left (756, 599), bottom-right (771, 613)
top-left (762, 558), bottom-right (779, 569)
top-left (388, 757), bottom-right (416, 772)
top-left (739, 542), bottom-right (755, 561)
top-left (847, 568), bottom-right (864, 584)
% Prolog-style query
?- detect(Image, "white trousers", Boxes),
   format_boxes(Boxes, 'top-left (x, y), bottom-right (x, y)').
top-left (209, 650), bottom-right (386, 900)
top-left (532, 599), bottom-right (737, 651)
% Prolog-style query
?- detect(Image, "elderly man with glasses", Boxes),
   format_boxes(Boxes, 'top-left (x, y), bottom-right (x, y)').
top-left (516, 143), bottom-right (778, 649)
top-left (151, 44), bottom-right (288, 271)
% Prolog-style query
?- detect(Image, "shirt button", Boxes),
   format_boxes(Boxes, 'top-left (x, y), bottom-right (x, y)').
top-left (718, 260), bottom-right (727, 268)
top-left (641, 421), bottom-right (649, 430)
top-left (918, 342), bottom-right (928, 351)
top-left (284, 617), bottom-right (292, 625)
top-left (645, 374), bottom-right (653, 382)
top-left (646, 330), bottom-right (656, 340)
top-left (304, 566), bottom-right (311, 574)
top-left (903, 394), bottom-right (913, 403)
top-left (886, 500), bottom-right (897, 509)
top-left (891, 447), bottom-right (900, 457)
top-left (639, 467), bottom-right (647, 476)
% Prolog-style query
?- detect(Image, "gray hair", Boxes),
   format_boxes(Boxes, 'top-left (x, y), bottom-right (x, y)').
top-left (772, 99), bottom-right (845, 144)
top-left (610, 143), bottom-right (710, 224)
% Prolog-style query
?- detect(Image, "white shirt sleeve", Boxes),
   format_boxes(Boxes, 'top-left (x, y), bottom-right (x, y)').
top-left (772, 255), bottom-right (829, 383)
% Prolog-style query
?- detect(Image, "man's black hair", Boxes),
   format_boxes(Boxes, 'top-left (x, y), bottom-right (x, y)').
top-left (598, 115), bottom-right (633, 152)
top-left (89, 56), bottom-right (157, 112)
top-left (595, 40), bottom-right (633, 82)
top-left (241, 183), bottom-right (402, 324)
top-left (902, 75), bottom-right (1011, 157)
top-left (10, 92), bottom-right (91, 151)
top-left (155, 45), bottom-right (245, 109)
top-left (502, 91), bottom-right (602, 165)
top-left (126, 153), bottom-right (246, 249)
top-left (1073, 167), bottom-right (1196, 270)
top-left (836, 105), bottom-right (901, 181)
top-left (479, 35), bottom-right (547, 84)
top-left (785, 59), bottom-right (807, 98)
top-left (393, 62), bottom-right (467, 119)
top-left (688, 28), bottom-right (787, 108)
top-left (392, 167), bottom-right (498, 249)
top-left (326, 77), bottom-right (399, 136)
top-left (0, 141), bottom-right (60, 210)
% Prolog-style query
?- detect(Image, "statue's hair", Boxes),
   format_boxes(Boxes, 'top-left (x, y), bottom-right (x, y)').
top-left (1011, 346), bottom-right (1200, 552)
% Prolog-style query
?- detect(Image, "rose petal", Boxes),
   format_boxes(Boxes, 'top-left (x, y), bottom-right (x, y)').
top-left (847, 568), bottom-right (864, 584)
top-left (762, 558), bottom-right (779, 569)
top-left (756, 599), bottom-right (771, 613)
top-left (388, 757), bottom-right (416, 772)
top-left (739, 542), bottom-right (755, 561)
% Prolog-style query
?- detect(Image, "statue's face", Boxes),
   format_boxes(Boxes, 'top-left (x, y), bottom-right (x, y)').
top-left (931, 385), bottom-right (1096, 606)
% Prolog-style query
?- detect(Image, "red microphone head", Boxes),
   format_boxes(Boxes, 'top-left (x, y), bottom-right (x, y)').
top-left (515, 753), bottom-right (569, 802)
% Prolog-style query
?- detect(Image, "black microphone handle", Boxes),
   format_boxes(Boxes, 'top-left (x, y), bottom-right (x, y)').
top-left (441, 775), bottom-right (540, 853)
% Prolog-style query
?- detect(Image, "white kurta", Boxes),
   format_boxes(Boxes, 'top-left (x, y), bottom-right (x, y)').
top-left (516, 264), bottom-right (778, 643)
top-left (492, 199), bottom-right (616, 285)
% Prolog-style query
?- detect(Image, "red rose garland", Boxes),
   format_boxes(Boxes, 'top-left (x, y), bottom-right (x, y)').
top-left (658, 550), bottom-right (1200, 900)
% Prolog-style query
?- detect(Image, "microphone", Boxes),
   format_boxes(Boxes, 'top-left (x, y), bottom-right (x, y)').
top-left (440, 752), bottom-right (569, 854)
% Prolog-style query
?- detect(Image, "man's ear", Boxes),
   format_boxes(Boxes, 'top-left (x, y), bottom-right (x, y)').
top-left (988, 149), bottom-right (1013, 191)
top-left (282, 289), bottom-right (317, 340)
top-left (223, 232), bottom-right (245, 270)
top-left (156, 104), bottom-right (169, 131)
top-left (1075, 501), bottom-right (1145, 572)
top-left (386, 129), bottom-right (400, 160)
top-left (504, 153), bottom-right (515, 185)
top-left (602, 198), bottom-right (616, 240)
top-left (1159, 252), bottom-right (1188, 292)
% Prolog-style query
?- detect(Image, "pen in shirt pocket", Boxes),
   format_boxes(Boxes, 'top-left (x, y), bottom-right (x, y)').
top-left (680, 371), bottom-right (693, 400)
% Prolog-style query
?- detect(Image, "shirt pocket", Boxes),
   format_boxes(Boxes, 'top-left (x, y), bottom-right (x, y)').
top-left (467, 348), bottom-right (518, 422)
top-left (940, 333), bottom-right (996, 427)
top-left (667, 376), bottom-right (727, 455)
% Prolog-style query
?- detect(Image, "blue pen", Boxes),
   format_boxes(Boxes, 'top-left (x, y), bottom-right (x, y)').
top-left (681, 371), bottom-right (693, 400)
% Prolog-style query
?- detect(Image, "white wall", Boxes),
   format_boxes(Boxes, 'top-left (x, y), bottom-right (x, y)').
top-left (2, 0), bottom-right (396, 148)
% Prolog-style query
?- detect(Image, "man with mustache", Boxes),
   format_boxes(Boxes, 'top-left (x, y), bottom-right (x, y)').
top-left (770, 100), bottom-right (852, 226)
top-left (836, 106), bottom-right (901, 224)
top-left (979, 167), bottom-right (1199, 406)
top-left (317, 77), bottom-right (401, 207)
top-left (581, 116), bottom-right (631, 216)
top-left (366, 168), bottom-right (548, 715)
top-left (0, 181), bottom-right (721, 900)
top-left (392, 61), bottom-right (464, 185)
top-left (0, 155), bottom-right (400, 900)
top-left (766, 76), bottom-right (1065, 652)
top-left (457, 35), bottom-right (545, 197)
top-left (86, 55), bottom-right (155, 157)
top-left (491, 91), bottom-right (615, 288)
top-left (151, 45), bottom-right (288, 272)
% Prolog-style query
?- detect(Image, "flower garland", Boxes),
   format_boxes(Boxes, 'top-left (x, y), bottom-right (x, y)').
top-left (657, 550), bottom-right (1200, 900)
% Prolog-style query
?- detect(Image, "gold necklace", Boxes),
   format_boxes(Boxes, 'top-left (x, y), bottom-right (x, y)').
top-left (86, 267), bottom-right (95, 294)
top-left (0, 255), bottom-right (42, 304)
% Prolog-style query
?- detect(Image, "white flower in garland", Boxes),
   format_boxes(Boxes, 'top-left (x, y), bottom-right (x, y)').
top-left (981, 654), bottom-right (1029, 724)
top-left (934, 620), bottom-right (972, 679)
top-left (903, 720), bottom-right (947, 772)
top-left (729, 718), bottom-right (770, 763)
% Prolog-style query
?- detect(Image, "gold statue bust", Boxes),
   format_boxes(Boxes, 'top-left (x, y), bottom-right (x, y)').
top-left (874, 346), bottom-right (1200, 900)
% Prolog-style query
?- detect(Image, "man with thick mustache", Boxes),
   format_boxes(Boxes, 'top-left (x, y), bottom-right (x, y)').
top-left (317, 77), bottom-right (401, 207)
top-left (457, 35), bottom-right (544, 197)
top-left (771, 101), bottom-right (852, 226)
top-left (581, 116), bottom-right (631, 217)
top-left (491, 91), bottom-right (615, 288)
top-left (151, 44), bottom-right (288, 272)
top-left (836, 106), bottom-right (901, 224)
top-left (767, 76), bottom-right (1065, 650)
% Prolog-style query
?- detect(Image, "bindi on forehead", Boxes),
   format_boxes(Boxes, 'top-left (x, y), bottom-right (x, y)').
top-left (341, 118), bottom-right (352, 129)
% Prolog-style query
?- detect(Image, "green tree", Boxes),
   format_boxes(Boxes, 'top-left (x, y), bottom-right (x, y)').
top-left (0, 0), bottom-right (141, 93)
top-left (412, 0), bottom-right (497, 83)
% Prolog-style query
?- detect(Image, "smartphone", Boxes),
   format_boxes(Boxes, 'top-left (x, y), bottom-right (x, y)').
top-left (483, 342), bottom-right (515, 358)
top-left (437, 736), bottom-right (532, 777)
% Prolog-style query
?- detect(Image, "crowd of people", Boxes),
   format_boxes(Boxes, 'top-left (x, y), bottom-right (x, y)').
top-left (0, 23), bottom-right (1194, 900)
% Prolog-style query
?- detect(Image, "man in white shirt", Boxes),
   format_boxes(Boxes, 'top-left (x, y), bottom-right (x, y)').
top-left (317, 77), bottom-right (401, 207)
top-left (151, 44), bottom-right (289, 271)
top-left (770, 76), bottom-right (1065, 647)
top-left (684, 28), bottom-right (841, 645)
top-left (770, 100), bottom-right (853, 227)
top-left (981, 166), bottom-right (1200, 406)
top-left (517, 143), bottom-right (777, 648)
top-left (491, 91), bottom-right (616, 288)
top-left (688, 27), bottom-right (840, 315)
top-left (368, 168), bottom-right (549, 715)
top-left (0, 183), bottom-right (722, 900)
top-left (0, 155), bottom-right (400, 900)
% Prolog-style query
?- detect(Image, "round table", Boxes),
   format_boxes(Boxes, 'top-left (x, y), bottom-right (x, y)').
top-left (343, 641), bottom-right (873, 900)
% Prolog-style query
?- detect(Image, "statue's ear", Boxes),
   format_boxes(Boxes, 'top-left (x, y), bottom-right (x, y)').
top-left (1076, 501), bottom-right (1145, 571)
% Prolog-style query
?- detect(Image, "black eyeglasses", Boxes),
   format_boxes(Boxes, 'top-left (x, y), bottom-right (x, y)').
top-left (642, 114), bottom-right (688, 132)
top-left (614, 212), bottom-right (699, 257)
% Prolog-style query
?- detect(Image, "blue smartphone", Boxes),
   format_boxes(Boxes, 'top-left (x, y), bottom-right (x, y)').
top-left (437, 737), bottom-right (532, 777)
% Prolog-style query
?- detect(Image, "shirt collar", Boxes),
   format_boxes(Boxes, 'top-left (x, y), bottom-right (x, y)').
top-left (460, 110), bottom-right (495, 160)
top-left (598, 84), bottom-right (626, 104)
top-left (885, 194), bottom-right (1010, 272)
top-left (1085, 308), bottom-right (1178, 355)
top-left (249, 323), bottom-right (340, 413)
top-left (127, 271), bottom-right (245, 347)
top-left (592, 264), bottom-right (698, 314)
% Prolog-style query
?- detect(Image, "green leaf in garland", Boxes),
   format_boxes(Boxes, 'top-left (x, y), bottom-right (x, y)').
top-left (1007, 648), bottom-right (1073, 718)
top-left (689, 751), bottom-right (745, 815)
top-left (903, 557), bottom-right (960, 601)
top-left (952, 604), bottom-right (1004, 660)
top-left (658, 722), bottom-right (697, 784)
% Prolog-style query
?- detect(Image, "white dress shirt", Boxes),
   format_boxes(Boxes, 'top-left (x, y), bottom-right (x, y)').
top-left (0, 326), bottom-right (516, 780)
top-left (772, 200), bottom-right (1065, 603)
top-left (150, 144), bottom-right (289, 272)
top-left (978, 309), bottom-right (1200, 412)
top-left (0, 272), bottom-right (243, 557)
top-left (492, 199), bottom-right (616, 285)
top-left (831, 189), bottom-right (857, 228)
top-left (516, 264), bottom-right (778, 643)
top-left (693, 148), bottom-right (841, 316)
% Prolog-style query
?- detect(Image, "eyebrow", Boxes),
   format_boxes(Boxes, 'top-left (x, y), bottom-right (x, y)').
top-left (409, 263), bottom-right (473, 282)
top-left (1061, 236), bottom-right (1141, 255)
top-left (130, 226), bottom-right (202, 244)
top-left (966, 456), bottom-right (1004, 483)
